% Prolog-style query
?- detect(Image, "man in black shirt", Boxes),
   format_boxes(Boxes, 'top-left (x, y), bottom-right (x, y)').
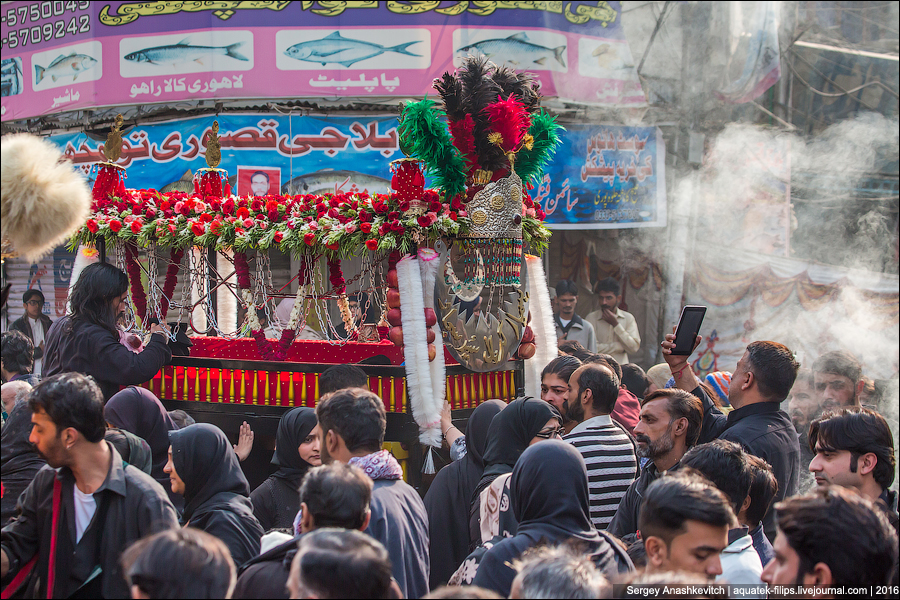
top-left (662, 334), bottom-right (800, 542)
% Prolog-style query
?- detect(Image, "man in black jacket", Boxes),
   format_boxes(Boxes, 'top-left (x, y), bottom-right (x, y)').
top-left (10, 290), bottom-right (52, 377)
top-left (0, 373), bottom-right (178, 598)
top-left (662, 334), bottom-right (800, 542)
top-left (608, 388), bottom-right (702, 537)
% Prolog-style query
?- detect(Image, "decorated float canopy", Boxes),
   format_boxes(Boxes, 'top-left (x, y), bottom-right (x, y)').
top-left (70, 56), bottom-right (562, 450)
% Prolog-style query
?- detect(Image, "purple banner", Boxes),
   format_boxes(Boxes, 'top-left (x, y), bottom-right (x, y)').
top-left (1, 1), bottom-right (646, 121)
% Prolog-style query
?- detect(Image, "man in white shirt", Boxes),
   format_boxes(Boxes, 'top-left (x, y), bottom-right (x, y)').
top-left (585, 278), bottom-right (640, 365)
top-left (10, 289), bottom-right (53, 377)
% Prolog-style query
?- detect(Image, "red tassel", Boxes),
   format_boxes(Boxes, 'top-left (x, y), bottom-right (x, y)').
top-left (193, 178), bottom-right (200, 194)
top-left (448, 115), bottom-right (480, 175)
top-left (224, 183), bottom-right (232, 197)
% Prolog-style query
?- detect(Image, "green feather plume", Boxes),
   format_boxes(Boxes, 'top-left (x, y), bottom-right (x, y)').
top-left (398, 99), bottom-right (468, 201)
top-left (515, 112), bottom-right (564, 186)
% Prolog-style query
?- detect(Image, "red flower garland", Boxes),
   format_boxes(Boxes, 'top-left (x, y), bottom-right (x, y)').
top-left (234, 252), bottom-right (251, 289)
top-left (123, 243), bottom-right (148, 323)
top-left (158, 248), bottom-right (184, 321)
top-left (328, 257), bottom-right (345, 294)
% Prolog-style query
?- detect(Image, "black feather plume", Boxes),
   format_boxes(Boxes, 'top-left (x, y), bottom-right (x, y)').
top-left (433, 73), bottom-right (465, 122)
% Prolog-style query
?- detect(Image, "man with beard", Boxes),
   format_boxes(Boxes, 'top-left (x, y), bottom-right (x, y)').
top-left (787, 369), bottom-right (819, 492)
top-left (0, 373), bottom-right (178, 598)
top-left (608, 389), bottom-right (703, 538)
top-left (812, 351), bottom-right (863, 411)
top-left (564, 363), bottom-right (639, 529)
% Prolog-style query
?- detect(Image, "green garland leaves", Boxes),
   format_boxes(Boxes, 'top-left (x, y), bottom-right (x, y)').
top-left (515, 112), bottom-right (564, 187)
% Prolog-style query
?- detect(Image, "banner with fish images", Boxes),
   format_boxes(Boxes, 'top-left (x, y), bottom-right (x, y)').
top-left (1, 1), bottom-right (645, 121)
top-left (48, 113), bottom-right (665, 229)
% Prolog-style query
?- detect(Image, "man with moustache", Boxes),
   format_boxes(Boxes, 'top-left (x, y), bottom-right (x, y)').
top-left (0, 373), bottom-right (178, 598)
top-left (812, 351), bottom-right (863, 411)
top-left (608, 389), bottom-right (703, 538)
top-left (585, 278), bottom-right (641, 365)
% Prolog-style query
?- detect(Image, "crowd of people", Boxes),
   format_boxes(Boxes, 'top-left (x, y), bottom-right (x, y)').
top-left (1, 264), bottom-right (898, 598)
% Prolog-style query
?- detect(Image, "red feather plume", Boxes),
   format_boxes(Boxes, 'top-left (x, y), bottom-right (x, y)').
top-left (484, 94), bottom-right (531, 154)
top-left (448, 114), bottom-right (480, 175)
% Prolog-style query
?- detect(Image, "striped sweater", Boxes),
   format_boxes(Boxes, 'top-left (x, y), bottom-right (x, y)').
top-left (564, 414), bottom-right (640, 530)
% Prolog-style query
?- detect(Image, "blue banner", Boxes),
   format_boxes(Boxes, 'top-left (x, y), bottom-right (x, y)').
top-left (49, 114), bottom-right (665, 229)
top-left (536, 124), bottom-right (666, 229)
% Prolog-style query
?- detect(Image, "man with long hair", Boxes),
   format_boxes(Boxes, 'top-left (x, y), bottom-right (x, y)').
top-left (42, 263), bottom-right (171, 400)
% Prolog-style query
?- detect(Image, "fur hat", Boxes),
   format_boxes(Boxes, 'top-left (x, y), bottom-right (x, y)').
top-left (1, 133), bottom-right (91, 262)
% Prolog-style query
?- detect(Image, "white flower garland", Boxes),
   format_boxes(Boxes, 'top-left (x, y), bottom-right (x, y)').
top-left (525, 255), bottom-right (558, 401)
top-left (287, 285), bottom-right (307, 331)
top-left (241, 288), bottom-right (260, 330)
top-left (398, 255), bottom-right (442, 450)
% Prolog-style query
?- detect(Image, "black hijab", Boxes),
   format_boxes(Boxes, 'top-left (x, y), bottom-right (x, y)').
top-left (424, 400), bottom-right (506, 588)
top-left (105, 387), bottom-right (178, 482)
top-left (472, 398), bottom-right (561, 504)
top-left (168, 423), bottom-right (263, 566)
top-left (271, 407), bottom-right (318, 488)
top-left (104, 428), bottom-right (153, 475)
top-left (169, 423), bottom-right (252, 522)
top-left (471, 440), bottom-right (632, 596)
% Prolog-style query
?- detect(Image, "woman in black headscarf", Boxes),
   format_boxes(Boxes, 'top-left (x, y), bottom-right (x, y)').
top-left (105, 386), bottom-right (182, 510)
top-left (469, 398), bottom-right (562, 549)
top-left (166, 423), bottom-right (264, 567)
top-left (470, 440), bottom-right (633, 596)
top-left (250, 407), bottom-right (320, 532)
top-left (424, 399), bottom-right (505, 588)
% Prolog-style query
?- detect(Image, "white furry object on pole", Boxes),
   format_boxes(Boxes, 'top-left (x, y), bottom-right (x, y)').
top-left (1, 133), bottom-right (91, 262)
top-left (398, 255), bottom-right (442, 450)
top-left (525, 255), bottom-right (558, 400)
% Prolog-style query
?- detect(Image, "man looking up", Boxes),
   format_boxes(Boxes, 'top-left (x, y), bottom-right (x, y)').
top-left (585, 277), bottom-right (641, 365)
top-left (761, 486), bottom-right (898, 591)
top-left (681, 440), bottom-right (763, 587)
top-left (608, 388), bottom-right (703, 537)
top-left (0, 373), bottom-right (178, 598)
top-left (564, 363), bottom-right (639, 529)
top-left (234, 462), bottom-right (374, 599)
top-left (662, 335), bottom-right (800, 541)
top-left (639, 472), bottom-right (735, 580)
top-left (812, 351), bottom-right (862, 411)
top-left (10, 289), bottom-right (52, 377)
top-left (316, 387), bottom-right (429, 598)
top-left (554, 280), bottom-right (596, 352)
top-left (808, 408), bottom-right (897, 530)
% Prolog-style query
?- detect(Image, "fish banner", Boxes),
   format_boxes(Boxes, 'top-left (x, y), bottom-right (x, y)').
top-left (537, 124), bottom-right (666, 229)
top-left (1, 1), bottom-right (646, 121)
top-left (47, 113), bottom-right (664, 229)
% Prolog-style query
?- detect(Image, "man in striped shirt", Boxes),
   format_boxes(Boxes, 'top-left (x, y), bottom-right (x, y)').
top-left (563, 363), bottom-right (639, 529)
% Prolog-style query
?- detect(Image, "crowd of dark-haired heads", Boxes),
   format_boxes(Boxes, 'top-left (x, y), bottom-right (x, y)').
top-left (2, 299), bottom-right (898, 600)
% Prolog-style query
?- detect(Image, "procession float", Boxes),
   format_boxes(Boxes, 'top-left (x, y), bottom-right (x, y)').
top-left (63, 57), bottom-right (563, 489)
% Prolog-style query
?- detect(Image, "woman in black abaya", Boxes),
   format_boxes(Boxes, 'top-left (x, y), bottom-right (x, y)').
top-left (424, 399), bottom-right (506, 588)
top-left (166, 423), bottom-right (264, 567)
top-left (470, 440), bottom-right (633, 596)
top-left (468, 398), bottom-right (562, 549)
top-left (250, 407), bottom-right (320, 531)
top-left (105, 386), bottom-right (182, 510)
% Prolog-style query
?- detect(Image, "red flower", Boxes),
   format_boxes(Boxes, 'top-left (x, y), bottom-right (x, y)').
top-left (429, 201), bottom-right (442, 213)
top-left (159, 200), bottom-right (171, 211)
top-left (365, 239), bottom-right (378, 251)
top-left (130, 219), bottom-right (144, 234)
top-left (168, 222), bottom-right (177, 234)
top-left (145, 208), bottom-right (157, 219)
top-left (451, 195), bottom-right (465, 210)
top-left (398, 201), bottom-right (410, 212)
top-left (237, 207), bottom-right (250, 219)
top-left (449, 212), bottom-right (458, 221)
top-left (210, 221), bottom-right (223, 236)
top-left (222, 199), bottom-right (236, 215)
top-left (109, 219), bottom-right (123, 233)
top-left (535, 208), bottom-right (546, 221)
top-left (191, 221), bottom-right (206, 236)
top-left (178, 202), bottom-right (191, 217)
top-left (86, 219), bottom-right (99, 233)
top-left (325, 241), bottom-right (339, 251)
top-left (268, 210), bottom-right (279, 222)
top-left (273, 231), bottom-right (284, 243)
top-left (360, 222), bottom-right (372, 234)
top-left (250, 199), bottom-right (263, 212)
top-left (304, 232), bottom-right (317, 246)
top-left (390, 221), bottom-right (405, 233)
top-left (417, 215), bottom-right (432, 228)
top-left (266, 200), bottom-right (279, 213)
top-left (199, 212), bottom-right (213, 223)
top-left (243, 218), bottom-right (254, 228)
top-left (358, 209), bottom-right (371, 223)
